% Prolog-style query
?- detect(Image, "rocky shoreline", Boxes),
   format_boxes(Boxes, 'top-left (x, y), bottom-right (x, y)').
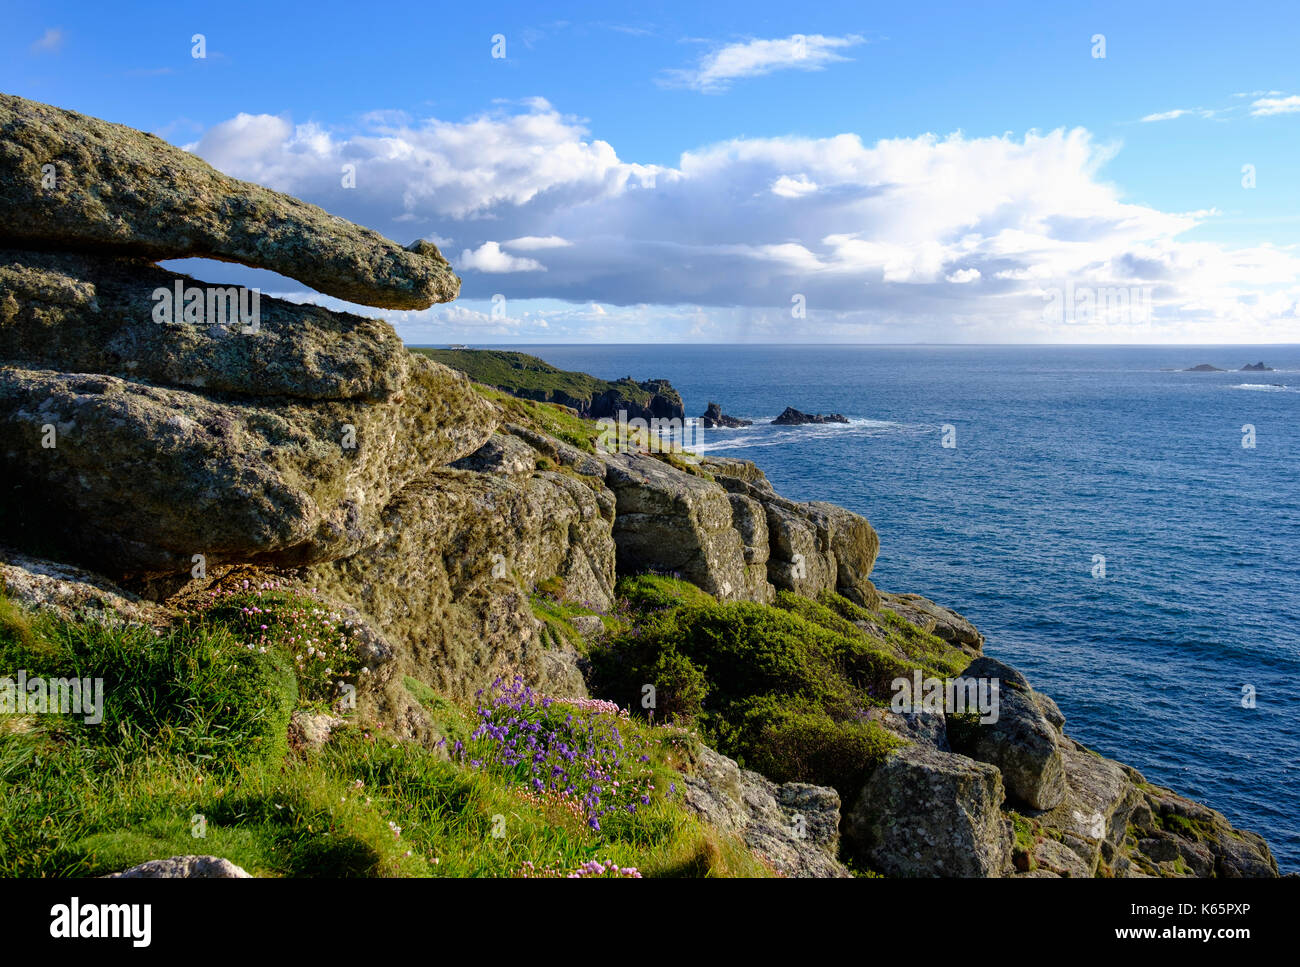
top-left (0, 94), bottom-right (1280, 878)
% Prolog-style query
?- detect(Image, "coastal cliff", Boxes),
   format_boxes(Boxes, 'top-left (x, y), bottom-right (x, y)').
top-left (415, 348), bottom-right (684, 424)
top-left (0, 94), bottom-right (1278, 878)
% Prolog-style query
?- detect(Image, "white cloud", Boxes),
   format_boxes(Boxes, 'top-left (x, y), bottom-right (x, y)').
top-left (185, 100), bottom-right (1300, 342)
top-left (1141, 108), bottom-right (1194, 122)
top-left (30, 27), bottom-right (63, 54)
top-left (1250, 94), bottom-right (1300, 116)
top-left (458, 242), bottom-right (545, 273)
top-left (503, 235), bottom-right (573, 250)
top-left (771, 174), bottom-right (819, 197)
top-left (661, 34), bottom-right (864, 93)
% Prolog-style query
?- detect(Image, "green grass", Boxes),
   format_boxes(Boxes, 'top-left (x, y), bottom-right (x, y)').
top-left (471, 383), bottom-right (602, 454)
top-left (0, 588), bottom-right (771, 877)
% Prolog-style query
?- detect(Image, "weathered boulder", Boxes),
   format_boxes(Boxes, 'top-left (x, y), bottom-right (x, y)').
top-left (0, 549), bottom-right (168, 626)
top-left (0, 249), bottom-right (409, 400)
top-left (878, 591), bottom-right (984, 654)
top-left (0, 356), bottom-right (496, 576)
top-left (1123, 781), bottom-right (1279, 878)
top-left (1030, 741), bottom-right (1142, 875)
top-left (307, 464), bottom-right (616, 701)
top-left (704, 459), bottom-right (880, 606)
top-left (845, 743), bottom-right (1012, 877)
top-left (601, 449), bottom-right (754, 601)
top-left (948, 665), bottom-right (1067, 811)
top-left (0, 93), bottom-right (458, 309)
top-left (724, 493), bottom-right (776, 602)
top-left (677, 742), bottom-right (849, 878)
top-left (106, 855), bottom-right (252, 878)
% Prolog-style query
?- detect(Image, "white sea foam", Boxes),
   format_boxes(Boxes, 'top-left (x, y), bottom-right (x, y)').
top-left (690, 416), bottom-right (931, 453)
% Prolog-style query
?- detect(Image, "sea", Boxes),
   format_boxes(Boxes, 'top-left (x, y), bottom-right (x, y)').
top-left (426, 343), bottom-right (1300, 871)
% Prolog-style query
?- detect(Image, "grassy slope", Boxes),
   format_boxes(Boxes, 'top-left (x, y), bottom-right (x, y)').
top-left (0, 590), bottom-right (770, 878)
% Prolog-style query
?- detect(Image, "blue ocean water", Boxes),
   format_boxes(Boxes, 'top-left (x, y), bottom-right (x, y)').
top-left (455, 344), bottom-right (1300, 870)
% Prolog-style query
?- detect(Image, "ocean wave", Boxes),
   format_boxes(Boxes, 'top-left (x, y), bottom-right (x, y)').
top-left (1230, 383), bottom-right (1291, 392)
top-left (690, 417), bottom-right (932, 453)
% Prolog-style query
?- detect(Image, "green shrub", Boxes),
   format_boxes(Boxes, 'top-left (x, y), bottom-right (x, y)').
top-left (589, 576), bottom-right (925, 795)
top-left (740, 702), bottom-right (900, 791)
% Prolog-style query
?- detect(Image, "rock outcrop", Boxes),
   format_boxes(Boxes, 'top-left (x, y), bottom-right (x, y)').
top-left (948, 656), bottom-right (1067, 811)
top-left (1240, 361), bottom-right (1273, 371)
top-left (845, 743), bottom-right (1012, 877)
top-left (0, 549), bottom-right (168, 627)
top-left (106, 856), bottom-right (252, 878)
top-left (877, 591), bottom-right (984, 654)
top-left (678, 743), bottom-right (849, 878)
top-left (0, 97), bottom-right (491, 579)
top-left (771, 406), bottom-right (849, 425)
top-left (699, 402), bottom-right (751, 428)
top-left (0, 250), bottom-right (411, 400)
top-left (0, 93), bottom-right (458, 309)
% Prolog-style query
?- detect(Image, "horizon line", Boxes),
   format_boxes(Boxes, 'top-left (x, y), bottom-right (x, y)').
top-left (404, 341), bottom-right (1300, 348)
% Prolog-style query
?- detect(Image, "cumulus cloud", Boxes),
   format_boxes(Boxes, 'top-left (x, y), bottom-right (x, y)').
top-left (185, 99), bottom-right (1300, 342)
top-left (660, 34), bottom-right (864, 93)
top-left (1250, 94), bottom-right (1300, 116)
top-left (458, 242), bottom-right (545, 273)
top-left (1141, 108), bottom-right (1194, 122)
top-left (771, 174), bottom-right (819, 197)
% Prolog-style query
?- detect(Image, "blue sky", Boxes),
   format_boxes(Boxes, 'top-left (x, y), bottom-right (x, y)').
top-left (6, 0), bottom-right (1300, 343)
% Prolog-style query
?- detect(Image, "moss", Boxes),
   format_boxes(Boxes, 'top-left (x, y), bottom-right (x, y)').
top-left (1157, 810), bottom-right (1218, 843)
top-left (1008, 811), bottom-right (1040, 871)
top-left (535, 576), bottom-right (566, 600)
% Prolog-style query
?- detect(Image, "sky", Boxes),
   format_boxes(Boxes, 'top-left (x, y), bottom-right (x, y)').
top-left (5, 0), bottom-right (1300, 344)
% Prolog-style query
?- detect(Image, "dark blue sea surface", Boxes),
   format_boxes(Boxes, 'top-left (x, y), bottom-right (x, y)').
top-left (432, 344), bottom-right (1300, 870)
